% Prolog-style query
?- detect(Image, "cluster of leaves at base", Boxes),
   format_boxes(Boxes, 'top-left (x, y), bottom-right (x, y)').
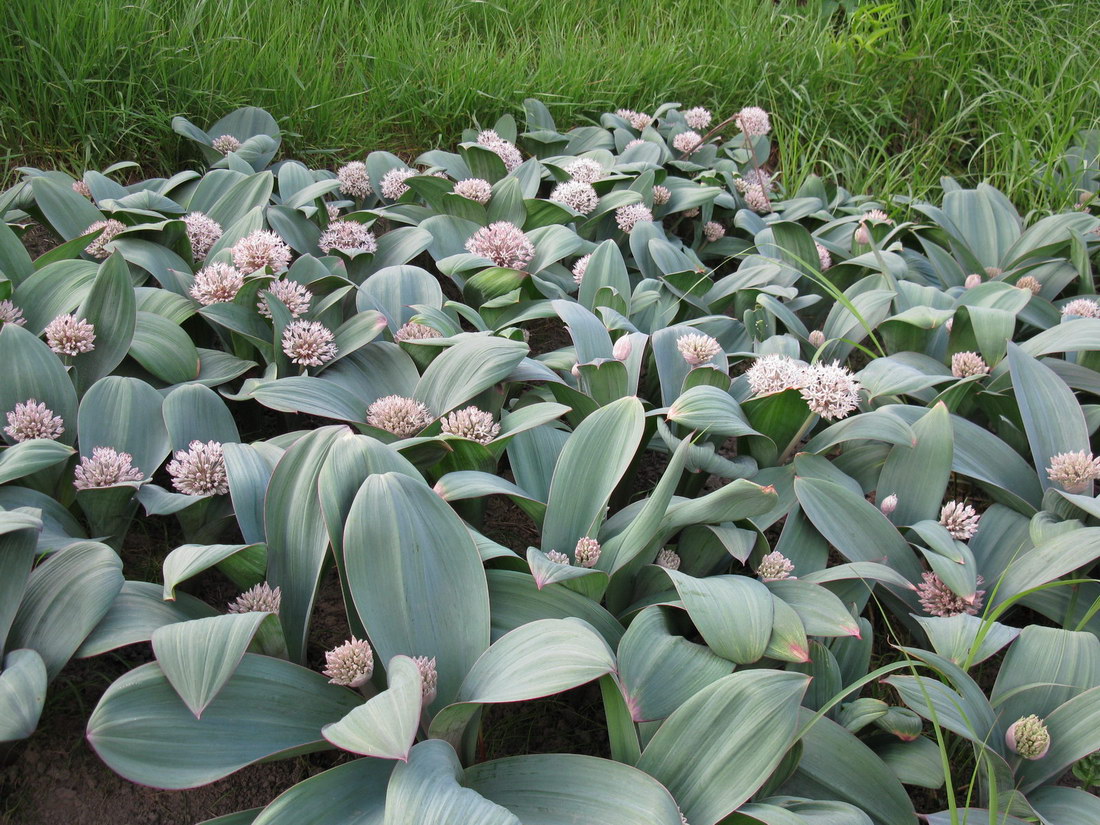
top-left (0, 101), bottom-right (1098, 825)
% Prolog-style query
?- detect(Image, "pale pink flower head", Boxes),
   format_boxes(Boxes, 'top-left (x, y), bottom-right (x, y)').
top-left (854, 224), bottom-right (871, 245)
top-left (758, 551), bottom-right (795, 581)
top-left (683, 107), bottom-right (712, 129)
top-left (412, 655), bottom-right (438, 705)
top-left (0, 300), bottom-right (25, 327)
top-left (546, 549), bottom-right (571, 565)
top-left (72, 179), bottom-right (92, 198)
top-left (800, 361), bottom-right (861, 420)
top-left (211, 134), bottom-right (241, 155)
top-left (453, 178), bottom-right (493, 205)
top-left (815, 242), bottom-right (832, 271)
top-left (951, 351), bottom-right (989, 378)
top-left (326, 204), bottom-right (341, 222)
top-left (612, 336), bottom-right (632, 361)
top-left (45, 314), bottom-right (96, 356)
top-left (673, 131), bottom-right (703, 155)
top-left (615, 203), bottom-right (653, 234)
top-left (1062, 298), bottom-right (1100, 318)
top-left (863, 208), bottom-right (892, 224)
top-left (917, 571), bottom-right (984, 617)
top-left (572, 254), bottom-right (591, 285)
top-left (677, 332), bottom-right (721, 367)
top-left (703, 221), bottom-right (725, 243)
top-left (367, 395), bottom-right (434, 438)
top-left (1005, 715), bottom-right (1050, 760)
top-left (167, 440), bottom-right (229, 496)
top-left (282, 320), bottom-right (337, 367)
top-left (807, 330), bottom-right (826, 348)
top-left (984, 266), bottom-right (1003, 279)
top-left (440, 406), bottom-right (500, 444)
top-left (652, 185), bottom-right (671, 206)
top-left (575, 537), bottom-right (601, 568)
top-left (337, 161), bottom-right (372, 198)
top-left (477, 130), bottom-right (523, 172)
top-left (655, 549), bottom-right (681, 570)
top-left (682, 207), bottom-right (701, 219)
top-left (73, 446), bottom-right (143, 490)
top-left (1016, 276), bottom-right (1041, 295)
top-left (939, 500), bottom-right (980, 540)
top-left (380, 167), bottom-right (417, 201)
top-left (964, 273), bottom-right (983, 289)
top-left (182, 212), bottom-right (222, 261)
top-left (737, 169), bottom-right (774, 192)
top-left (1046, 450), bottom-right (1100, 493)
top-left (566, 158), bottom-right (604, 184)
top-left (83, 219), bottom-right (126, 259)
top-left (228, 582), bottom-right (281, 614)
top-left (394, 322), bottom-right (442, 342)
top-left (4, 400), bottom-right (64, 443)
top-left (190, 263), bottom-right (244, 306)
top-left (742, 184), bottom-right (771, 213)
top-left (323, 637), bottom-right (375, 688)
top-left (465, 221), bottom-right (535, 270)
top-left (257, 279), bottom-right (312, 319)
top-left (550, 180), bottom-right (598, 214)
top-left (231, 229), bottom-right (292, 274)
top-left (746, 354), bottom-right (808, 396)
top-left (624, 138), bottom-right (647, 150)
top-left (880, 493), bottom-right (898, 514)
top-left (736, 106), bottom-right (771, 136)
top-left (318, 220), bottom-right (377, 255)
top-left (615, 109), bottom-right (653, 130)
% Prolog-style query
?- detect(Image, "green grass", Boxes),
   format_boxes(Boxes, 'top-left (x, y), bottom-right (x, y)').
top-left (2, 0), bottom-right (1099, 209)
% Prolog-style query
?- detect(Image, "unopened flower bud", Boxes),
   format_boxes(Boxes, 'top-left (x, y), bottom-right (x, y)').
top-left (1006, 715), bottom-right (1050, 760)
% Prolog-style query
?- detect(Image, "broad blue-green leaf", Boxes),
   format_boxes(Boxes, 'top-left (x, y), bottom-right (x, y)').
top-left (766, 579), bottom-right (862, 638)
top-left (0, 649), bottom-right (47, 742)
top-left (77, 581), bottom-right (219, 657)
top-left (991, 626), bottom-right (1098, 729)
top-left (0, 439), bottom-right (74, 484)
top-left (323, 656), bottom-right (423, 761)
top-left (252, 758), bottom-right (393, 825)
top-left (74, 252), bottom-right (137, 394)
top-left (0, 511), bottom-right (42, 655)
top-left (665, 571), bottom-right (773, 664)
top-left (914, 613), bottom-right (1020, 666)
top-left (162, 383), bottom-right (240, 449)
top-left (993, 527), bottom-right (1100, 606)
top-left (76, 376), bottom-right (171, 478)
top-left (486, 569), bottom-right (623, 646)
top-left (1017, 685), bottom-right (1100, 792)
top-left (0, 323), bottom-right (78, 446)
top-left (666, 386), bottom-right (759, 437)
top-left (361, 266), bottom-right (444, 328)
top-left (162, 543), bottom-right (265, 600)
top-left (413, 335), bottom-right (528, 415)
top-left (223, 442), bottom-right (280, 545)
top-left (876, 403), bottom-right (952, 525)
top-left (129, 311), bottom-right (199, 384)
top-left (30, 176), bottom-right (103, 239)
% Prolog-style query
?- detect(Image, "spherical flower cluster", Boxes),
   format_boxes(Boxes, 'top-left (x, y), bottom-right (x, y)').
top-left (736, 106), bottom-right (771, 136)
top-left (676, 332), bottom-right (722, 366)
top-left (742, 184), bottom-right (771, 213)
top-left (367, 395), bottom-right (434, 438)
top-left (72, 179), bottom-right (92, 198)
top-left (0, 300), bottom-right (25, 326)
top-left (964, 273), bottom-right (984, 289)
top-left (566, 158), bottom-right (604, 183)
top-left (1046, 450), bottom-right (1100, 493)
top-left (83, 219), bottom-right (126, 259)
top-left (167, 440), bottom-right (229, 496)
top-left (853, 224), bottom-right (872, 245)
top-left (4, 400), bottom-right (64, 443)
top-left (453, 178), bottom-right (493, 205)
top-left (413, 655), bottom-right (438, 704)
top-left (1061, 298), bottom-right (1100, 318)
top-left (323, 637), bottom-right (375, 688)
top-left (951, 351), bottom-right (990, 378)
top-left (880, 493), bottom-right (898, 514)
top-left (380, 167), bottom-right (417, 201)
top-left (318, 220), bottom-right (377, 255)
top-left (984, 266), bottom-right (1003, 279)
top-left (807, 330), bottom-right (826, 348)
top-left (465, 221), bottom-right (535, 270)
top-left (477, 130), bottom-right (523, 172)
top-left (257, 279), bottom-right (312, 318)
top-left (327, 204), bottom-right (342, 222)
top-left (575, 537), bottom-right (601, 568)
top-left (615, 203), bottom-right (653, 234)
top-left (394, 322), bottom-right (442, 342)
top-left (228, 582), bottom-right (281, 614)
top-left (73, 447), bottom-right (143, 490)
top-left (672, 131), bottom-right (703, 155)
top-left (211, 134), bottom-right (241, 155)
top-left (550, 180), bottom-right (599, 214)
top-left (746, 354), bottom-right (807, 396)
top-left (939, 500), bottom-right (980, 540)
top-left (652, 185), bottom-right (671, 206)
top-left (282, 320), bottom-right (338, 367)
top-left (337, 161), bottom-right (372, 198)
top-left (190, 263), bottom-right (244, 306)
top-left (1016, 276), bottom-right (1041, 295)
top-left (683, 107), bottom-right (712, 129)
top-left (45, 314), bottom-right (96, 356)
top-left (546, 550), bottom-right (571, 565)
top-left (440, 406), bottom-right (500, 444)
top-left (917, 572), bottom-right (985, 617)
top-left (615, 109), bottom-right (653, 130)
top-left (758, 551), bottom-right (795, 581)
top-left (655, 549), bottom-right (681, 570)
top-left (799, 361), bottom-right (861, 420)
top-left (231, 229), bottom-right (292, 274)
top-left (738, 168), bottom-right (774, 191)
top-left (703, 221), bottom-right (725, 243)
top-left (624, 138), bottom-right (647, 150)
top-left (815, 242), bottom-right (832, 271)
top-left (182, 212), bottom-right (223, 260)
top-left (572, 254), bottom-right (591, 284)
top-left (1005, 715), bottom-right (1050, 760)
